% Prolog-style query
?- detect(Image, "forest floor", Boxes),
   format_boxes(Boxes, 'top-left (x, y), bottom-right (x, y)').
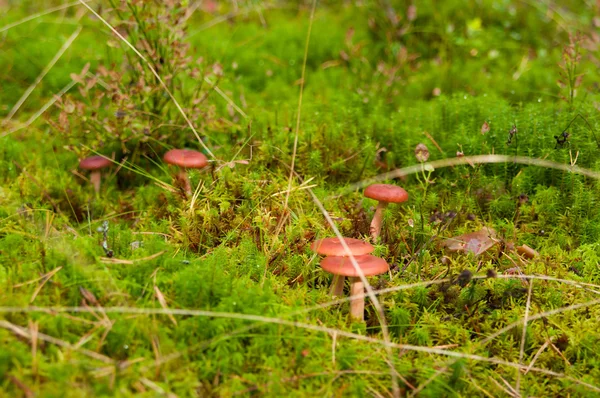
top-left (2, 1), bottom-right (600, 396)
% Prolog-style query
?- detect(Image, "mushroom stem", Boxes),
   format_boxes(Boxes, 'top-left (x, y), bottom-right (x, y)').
top-left (90, 170), bottom-right (102, 194)
top-left (176, 170), bottom-right (192, 196)
top-left (349, 277), bottom-right (365, 321)
top-left (370, 201), bottom-right (388, 241)
top-left (329, 275), bottom-right (345, 296)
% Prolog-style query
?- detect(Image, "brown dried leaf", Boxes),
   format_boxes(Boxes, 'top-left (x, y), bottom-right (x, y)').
top-left (442, 227), bottom-right (497, 256)
top-left (481, 121), bottom-right (490, 134)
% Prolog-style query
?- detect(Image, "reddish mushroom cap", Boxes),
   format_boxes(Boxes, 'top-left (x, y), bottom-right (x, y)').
top-left (321, 255), bottom-right (389, 277)
top-left (164, 149), bottom-right (208, 169)
top-left (364, 184), bottom-right (409, 203)
top-left (311, 237), bottom-right (374, 256)
top-left (79, 155), bottom-right (112, 171)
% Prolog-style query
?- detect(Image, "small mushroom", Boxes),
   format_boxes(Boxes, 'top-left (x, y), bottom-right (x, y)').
top-left (364, 184), bottom-right (409, 241)
top-left (311, 237), bottom-right (374, 296)
top-left (163, 149), bottom-right (208, 195)
top-left (79, 155), bottom-right (112, 194)
top-left (320, 254), bottom-right (389, 321)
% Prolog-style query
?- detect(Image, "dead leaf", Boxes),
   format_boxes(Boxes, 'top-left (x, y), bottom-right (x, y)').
top-left (442, 227), bottom-right (497, 256)
top-left (481, 121), bottom-right (490, 134)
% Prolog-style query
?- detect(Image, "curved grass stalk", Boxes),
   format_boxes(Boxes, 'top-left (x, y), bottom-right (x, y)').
top-left (334, 154), bottom-right (600, 199)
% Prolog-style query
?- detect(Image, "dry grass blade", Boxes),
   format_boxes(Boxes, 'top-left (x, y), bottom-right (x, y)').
top-left (295, 273), bottom-right (600, 318)
top-left (467, 373), bottom-right (496, 398)
top-left (409, 367), bottom-right (447, 397)
top-left (76, 0), bottom-right (215, 159)
top-left (281, 0), bottom-right (317, 220)
top-left (29, 266), bottom-right (62, 303)
top-left (29, 320), bottom-right (38, 374)
top-left (233, 370), bottom-right (388, 396)
top-left (1, 80), bottom-right (76, 138)
top-left (524, 341), bottom-right (550, 374)
top-left (489, 375), bottom-right (518, 397)
top-left (0, 320), bottom-right (113, 364)
top-left (203, 77), bottom-right (248, 119)
top-left (516, 279), bottom-right (534, 394)
top-left (480, 297), bottom-right (600, 345)
top-left (384, 358), bottom-right (417, 391)
top-left (7, 375), bottom-right (33, 398)
top-left (4, 26), bottom-right (82, 122)
top-left (139, 377), bottom-right (177, 398)
top-left (154, 286), bottom-right (177, 326)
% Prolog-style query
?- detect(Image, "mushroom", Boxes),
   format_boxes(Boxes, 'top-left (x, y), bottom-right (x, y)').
top-left (311, 237), bottom-right (374, 296)
top-left (363, 184), bottom-right (409, 241)
top-left (79, 155), bottom-right (112, 194)
top-left (163, 149), bottom-right (208, 195)
top-left (320, 254), bottom-right (389, 321)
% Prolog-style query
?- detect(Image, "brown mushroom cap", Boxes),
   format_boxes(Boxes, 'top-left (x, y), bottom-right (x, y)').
top-left (164, 149), bottom-right (208, 169)
top-left (79, 155), bottom-right (112, 171)
top-left (364, 184), bottom-right (409, 203)
top-left (311, 237), bottom-right (374, 256)
top-left (321, 255), bottom-right (389, 277)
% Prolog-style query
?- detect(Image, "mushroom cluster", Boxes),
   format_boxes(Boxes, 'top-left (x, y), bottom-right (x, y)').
top-left (311, 237), bottom-right (389, 321)
top-left (76, 149), bottom-right (210, 196)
